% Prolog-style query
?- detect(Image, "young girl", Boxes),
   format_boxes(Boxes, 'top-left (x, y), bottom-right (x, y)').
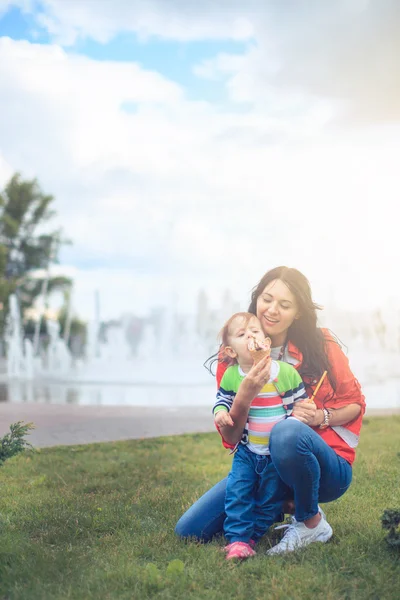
top-left (213, 311), bottom-right (309, 560)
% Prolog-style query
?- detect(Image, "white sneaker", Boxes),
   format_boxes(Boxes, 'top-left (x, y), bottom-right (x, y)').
top-left (267, 515), bottom-right (332, 555)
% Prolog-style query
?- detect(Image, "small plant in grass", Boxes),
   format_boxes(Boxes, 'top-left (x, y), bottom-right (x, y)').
top-left (381, 509), bottom-right (400, 550)
top-left (141, 560), bottom-right (186, 594)
top-left (0, 421), bottom-right (34, 466)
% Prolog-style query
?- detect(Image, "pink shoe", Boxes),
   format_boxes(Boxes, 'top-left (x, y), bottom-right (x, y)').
top-left (223, 539), bottom-right (256, 552)
top-left (225, 541), bottom-right (256, 560)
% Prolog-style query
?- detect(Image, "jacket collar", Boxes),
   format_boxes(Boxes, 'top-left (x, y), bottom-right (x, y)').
top-left (287, 339), bottom-right (303, 367)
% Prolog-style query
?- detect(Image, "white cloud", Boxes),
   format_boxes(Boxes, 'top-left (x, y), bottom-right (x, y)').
top-left (0, 0), bottom-right (32, 16)
top-left (6, 0), bottom-right (253, 45)
top-left (1, 38), bottom-right (295, 290)
top-left (0, 153), bottom-right (13, 184)
top-left (3, 0), bottom-right (400, 121)
top-left (252, 1), bottom-right (400, 123)
top-left (192, 1), bottom-right (400, 122)
top-left (1, 36), bottom-right (400, 320)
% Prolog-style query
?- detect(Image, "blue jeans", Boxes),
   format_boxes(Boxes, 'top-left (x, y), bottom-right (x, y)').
top-left (224, 444), bottom-right (288, 543)
top-left (175, 419), bottom-right (352, 541)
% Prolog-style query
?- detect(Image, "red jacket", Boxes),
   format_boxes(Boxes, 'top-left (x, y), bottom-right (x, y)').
top-left (216, 329), bottom-right (366, 465)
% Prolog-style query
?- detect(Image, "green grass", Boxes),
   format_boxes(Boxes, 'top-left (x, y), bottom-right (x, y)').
top-left (0, 417), bottom-right (399, 600)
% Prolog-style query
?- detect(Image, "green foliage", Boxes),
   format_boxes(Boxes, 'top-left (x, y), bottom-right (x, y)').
top-left (166, 558), bottom-right (185, 578)
top-left (0, 421), bottom-right (34, 466)
top-left (382, 509), bottom-right (400, 549)
top-left (142, 563), bottom-right (163, 593)
top-left (141, 560), bottom-right (185, 594)
top-left (0, 173), bottom-right (71, 334)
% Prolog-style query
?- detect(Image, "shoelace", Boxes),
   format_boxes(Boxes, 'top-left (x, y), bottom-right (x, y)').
top-left (272, 523), bottom-right (302, 549)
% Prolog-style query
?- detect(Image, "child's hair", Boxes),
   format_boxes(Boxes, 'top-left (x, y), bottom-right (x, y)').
top-left (218, 311), bottom-right (256, 348)
top-left (205, 312), bottom-right (258, 372)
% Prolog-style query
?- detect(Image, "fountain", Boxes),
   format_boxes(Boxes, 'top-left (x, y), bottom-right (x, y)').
top-left (6, 295), bottom-right (34, 379)
top-left (5, 291), bottom-right (400, 411)
top-left (45, 319), bottom-right (73, 377)
top-left (5, 294), bottom-right (214, 386)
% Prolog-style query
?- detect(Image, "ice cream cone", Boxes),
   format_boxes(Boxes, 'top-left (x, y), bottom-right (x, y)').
top-left (248, 336), bottom-right (271, 364)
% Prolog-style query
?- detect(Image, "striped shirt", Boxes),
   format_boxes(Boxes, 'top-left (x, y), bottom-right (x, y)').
top-left (213, 361), bottom-right (308, 455)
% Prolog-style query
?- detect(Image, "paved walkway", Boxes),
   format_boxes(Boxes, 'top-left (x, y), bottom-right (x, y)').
top-left (0, 402), bottom-right (397, 448)
top-left (0, 403), bottom-right (215, 447)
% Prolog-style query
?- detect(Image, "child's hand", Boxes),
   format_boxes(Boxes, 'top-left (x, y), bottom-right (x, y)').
top-left (240, 355), bottom-right (272, 400)
top-left (214, 411), bottom-right (234, 427)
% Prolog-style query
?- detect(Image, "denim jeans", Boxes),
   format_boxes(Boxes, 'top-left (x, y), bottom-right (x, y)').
top-left (175, 419), bottom-right (353, 541)
top-left (224, 444), bottom-right (288, 543)
top-left (270, 419), bottom-right (352, 521)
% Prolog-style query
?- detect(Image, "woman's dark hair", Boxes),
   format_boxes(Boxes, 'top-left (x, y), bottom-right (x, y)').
top-left (248, 266), bottom-right (337, 393)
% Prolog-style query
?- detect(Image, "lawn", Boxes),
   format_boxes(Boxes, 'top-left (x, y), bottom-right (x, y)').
top-left (0, 416), bottom-right (399, 600)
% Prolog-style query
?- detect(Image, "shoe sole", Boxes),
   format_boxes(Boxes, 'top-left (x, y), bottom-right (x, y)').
top-left (266, 525), bottom-right (333, 555)
top-left (226, 552), bottom-right (256, 560)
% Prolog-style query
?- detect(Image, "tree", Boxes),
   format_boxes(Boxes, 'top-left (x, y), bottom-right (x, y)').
top-left (0, 173), bottom-right (71, 334)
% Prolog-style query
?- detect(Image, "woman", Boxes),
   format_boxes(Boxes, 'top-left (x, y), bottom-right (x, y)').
top-left (175, 266), bottom-right (365, 554)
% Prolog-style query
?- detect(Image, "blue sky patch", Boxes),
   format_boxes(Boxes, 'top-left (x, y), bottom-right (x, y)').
top-left (0, 3), bottom-right (49, 43)
top-left (0, 3), bottom-right (251, 104)
top-left (120, 101), bottom-right (139, 115)
top-left (73, 35), bottom-right (250, 103)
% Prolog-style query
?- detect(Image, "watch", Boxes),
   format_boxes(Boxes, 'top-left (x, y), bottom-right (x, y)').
top-left (319, 408), bottom-right (331, 429)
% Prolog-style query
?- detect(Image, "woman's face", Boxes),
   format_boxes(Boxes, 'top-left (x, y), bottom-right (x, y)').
top-left (256, 279), bottom-right (299, 345)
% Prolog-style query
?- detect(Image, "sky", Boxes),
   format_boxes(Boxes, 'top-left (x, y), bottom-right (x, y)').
top-left (0, 0), bottom-right (399, 321)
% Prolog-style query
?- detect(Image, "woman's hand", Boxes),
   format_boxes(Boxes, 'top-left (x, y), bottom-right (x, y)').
top-left (291, 400), bottom-right (319, 426)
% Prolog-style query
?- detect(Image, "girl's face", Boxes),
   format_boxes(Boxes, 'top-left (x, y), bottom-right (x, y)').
top-left (225, 315), bottom-right (265, 367)
top-left (256, 279), bottom-right (299, 346)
